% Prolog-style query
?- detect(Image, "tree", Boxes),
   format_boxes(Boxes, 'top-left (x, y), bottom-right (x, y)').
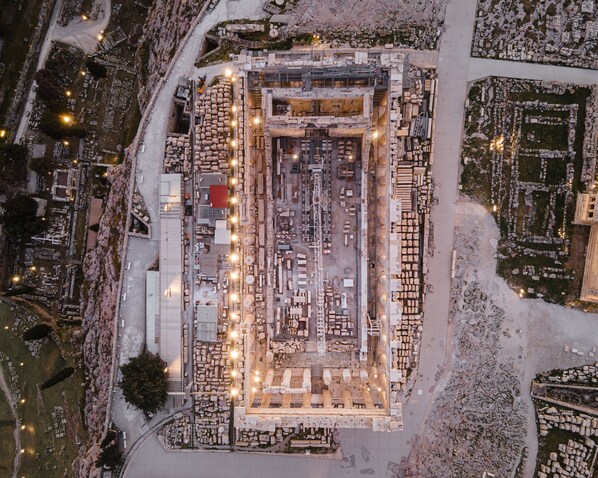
top-left (29, 154), bottom-right (53, 176)
top-left (85, 59), bottom-right (107, 80)
top-left (119, 351), bottom-right (168, 415)
top-left (97, 443), bottom-right (123, 469)
top-left (34, 68), bottom-right (64, 109)
top-left (0, 194), bottom-right (46, 240)
top-left (0, 144), bottom-right (27, 181)
top-left (38, 111), bottom-right (87, 140)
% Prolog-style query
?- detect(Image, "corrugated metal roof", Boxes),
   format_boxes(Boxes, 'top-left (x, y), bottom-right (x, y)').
top-left (196, 305), bottom-right (218, 342)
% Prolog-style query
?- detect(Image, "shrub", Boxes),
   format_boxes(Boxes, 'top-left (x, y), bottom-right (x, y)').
top-left (41, 367), bottom-right (75, 390)
top-left (22, 323), bottom-right (53, 341)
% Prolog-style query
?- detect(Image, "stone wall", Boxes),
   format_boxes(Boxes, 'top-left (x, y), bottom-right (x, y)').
top-left (73, 159), bottom-right (131, 478)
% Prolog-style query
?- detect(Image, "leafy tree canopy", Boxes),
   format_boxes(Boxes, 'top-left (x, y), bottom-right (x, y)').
top-left (85, 59), bottom-right (107, 80)
top-left (119, 351), bottom-right (168, 415)
top-left (39, 111), bottom-right (86, 140)
top-left (0, 193), bottom-right (46, 240)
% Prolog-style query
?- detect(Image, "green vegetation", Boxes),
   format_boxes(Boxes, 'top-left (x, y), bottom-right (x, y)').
top-left (119, 351), bottom-right (168, 415)
top-left (0, 383), bottom-right (15, 477)
top-left (85, 59), bottom-right (108, 80)
top-left (96, 429), bottom-right (123, 470)
top-left (461, 78), bottom-right (590, 304)
top-left (0, 143), bottom-right (28, 183)
top-left (0, 0), bottom-right (46, 123)
top-left (0, 194), bottom-right (46, 241)
top-left (0, 300), bottom-right (85, 477)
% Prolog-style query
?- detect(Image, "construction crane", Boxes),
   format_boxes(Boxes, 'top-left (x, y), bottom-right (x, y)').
top-left (312, 170), bottom-right (326, 355)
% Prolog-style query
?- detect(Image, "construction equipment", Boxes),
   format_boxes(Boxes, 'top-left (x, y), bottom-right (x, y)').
top-left (312, 170), bottom-right (326, 355)
top-left (197, 75), bottom-right (207, 95)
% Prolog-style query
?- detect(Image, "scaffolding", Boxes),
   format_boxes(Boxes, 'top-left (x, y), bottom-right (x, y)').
top-left (312, 170), bottom-right (326, 355)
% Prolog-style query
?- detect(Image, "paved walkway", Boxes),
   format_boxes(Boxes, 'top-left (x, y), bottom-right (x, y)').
top-left (121, 0), bottom-right (598, 475)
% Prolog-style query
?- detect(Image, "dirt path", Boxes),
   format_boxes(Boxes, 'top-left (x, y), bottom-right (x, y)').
top-left (0, 366), bottom-right (20, 478)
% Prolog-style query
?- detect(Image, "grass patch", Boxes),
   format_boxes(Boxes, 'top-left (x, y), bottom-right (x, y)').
top-left (0, 300), bottom-right (86, 477)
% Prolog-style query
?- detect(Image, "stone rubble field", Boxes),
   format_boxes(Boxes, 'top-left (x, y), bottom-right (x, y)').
top-left (404, 201), bottom-right (598, 477)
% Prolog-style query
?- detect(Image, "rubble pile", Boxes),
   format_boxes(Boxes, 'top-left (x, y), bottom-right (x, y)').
top-left (404, 217), bottom-right (527, 477)
top-left (473, 0), bottom-right (598, 69)
top-left (191, 339), bottom-right (233, 447)
top-left (286, 0), bottom-right (445, 50)
top-left (164, 133), bottom-right (191, 176)
top-left (157, 414), bottom-right (192, 449)
top-left (195, 79), bottom-right (233, 173)
top-left (135, 0), bottom-right (209, 109)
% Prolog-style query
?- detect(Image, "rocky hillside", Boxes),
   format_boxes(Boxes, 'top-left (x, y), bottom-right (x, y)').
top-left (73, 159), bottom-right (131, 478)
top-left (135, 0), bottom-right (208, 110)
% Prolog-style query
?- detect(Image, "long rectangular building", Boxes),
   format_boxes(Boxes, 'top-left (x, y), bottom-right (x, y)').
top-left (159, 173), bottom-right (184, 394)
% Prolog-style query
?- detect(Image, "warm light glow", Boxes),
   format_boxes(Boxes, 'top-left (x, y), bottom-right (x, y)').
top-left (63, 141), bottom-right (69, 146)
top-left (292, 154), bottom-right (298, 160)
top-left (229, 349), bottom-right (239, 360)
top-left (230, 139), bottom-right (237, 148)
top-left (19, 362), bottom-right (24, 367)
top-left (11, 276), bottom-right (20, 283)
top-left (230, 387), bottom-right (239, 397)
top-left (372, 130), bottom-right (379, 140)
top-left (493, 204), bottom-right (497, 212)
top-left (231, 105), bottom-right (238, 113)
top-left (97, 33), bottom-right (104, 41)
top-left (254, 370), bottom-right (260, 376)
top-left (229, 215), bottom-right (238, 224)
top-left (230, 159), bottom-right (237, 167)
top-left (229, 312), bottom-right (239, 321)
top-left (230, 271), bottom-right (239, 280)
top-left (65, 90), bottom-right (72, 97)
top-left (230, 253), bottom-right (239, 263)
top-left (231, 233), bottom-right (238, 242)
top-left (224, 68), bottom-right (233, 78)
top-left (61, 114), bottom-right (73, 125)
top-left (230, 197), bottom-right (238, 205)
top-left (251, 387), bottom-right (257, 393)
top-left (231, 369), bottom-right (238, 378)
top-left (20, 425), bottom-right (25, 430)
top-left (0, 129), bottom-right (6, 138)
top-left (230, 293), bottom-right (239, 302)
top-left (230, 177), bottom-right (238, 186)
top-left (20, 399), bottom-right (25, 404)
top-left (254, 376), bottom-right (260, 383)
top-left (231, 120), bottom-right (237, 128)
top-left (4, 326), bottom-right (8, 330)
top-left (81, 71), bottom-right (86, 76)
top-left (253, 117), bottom-right (261, 125)
top-left (81, 14), bottom-right (88, 20)
top-left (231, 76), bottom-right (237, 83)
top-left (164, 367), bottom-right (169, 373)
top-left (229, 330), bottom-right (239, 339)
